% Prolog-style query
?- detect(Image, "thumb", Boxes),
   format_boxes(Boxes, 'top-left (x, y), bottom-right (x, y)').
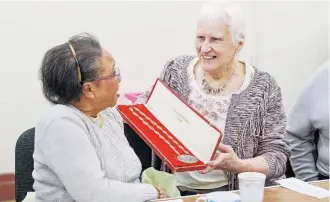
top-left (218, 143), bottom-right (232, 153)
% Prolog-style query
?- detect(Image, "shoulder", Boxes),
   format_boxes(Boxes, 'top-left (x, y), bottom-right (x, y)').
top-left (252, 67), bottom-right (281, 92)
top-left (39, 104), bottom-right (84, 123)
top-left (35, 105), bottom-right (87, 140)
top-left (239, 65), bottom-right (284, 105)
top-left (309, 60), bottom-right (329, 85)
top-left (160, 55), bottom-right (195, 82)
top-left (159, 55), bottom-right (196, 99)
top-left (37, 105), bottom-right (78, 125)
top-left (162, 55), bottom-right (196, 73)
top-left (166, 55), bottom-right (196, 65)
top-left (295, 60), bottom-right (329, 103)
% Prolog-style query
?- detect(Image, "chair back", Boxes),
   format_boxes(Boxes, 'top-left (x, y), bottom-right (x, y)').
top-left (15, 128), bottom-right (35, 202)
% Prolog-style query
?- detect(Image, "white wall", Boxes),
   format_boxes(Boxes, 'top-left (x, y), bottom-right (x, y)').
top-left (0, 1), bottom-right (328, 173)
top-left (253, 1), bottom-right (329, 112)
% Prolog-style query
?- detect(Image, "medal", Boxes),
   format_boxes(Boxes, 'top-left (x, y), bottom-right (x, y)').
top-left (177, 155), bottom-right (198, 164)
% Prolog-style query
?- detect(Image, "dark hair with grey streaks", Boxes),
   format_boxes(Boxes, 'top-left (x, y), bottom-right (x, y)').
top-left (40, 33), bottom-right (103, 104)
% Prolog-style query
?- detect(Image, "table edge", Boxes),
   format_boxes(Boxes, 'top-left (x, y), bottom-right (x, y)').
top-left (151, 179), bottom-right (329, 202)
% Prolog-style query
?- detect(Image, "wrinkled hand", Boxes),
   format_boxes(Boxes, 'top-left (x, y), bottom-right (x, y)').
top-left (199, 143), bottom-right (243, 174)
top-left (159, 188), bottom-right (169, 199)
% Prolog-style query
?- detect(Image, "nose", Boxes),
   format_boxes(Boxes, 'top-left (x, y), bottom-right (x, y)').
top-left (117, 75), bottom-right (122, 82)
top-left (201, 42), bottom-right (211, 53)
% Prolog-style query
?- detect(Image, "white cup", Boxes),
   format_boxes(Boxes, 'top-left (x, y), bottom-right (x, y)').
top-left (195, 191), bottom-right (240, 202)
top-left (238, 172), bottom-right (266, 202)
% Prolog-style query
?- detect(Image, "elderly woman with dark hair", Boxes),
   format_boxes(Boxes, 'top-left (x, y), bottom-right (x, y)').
top-left (32, 33), bottom-right (167, 202)
top-left (137, 1), bottom-right (290, 195)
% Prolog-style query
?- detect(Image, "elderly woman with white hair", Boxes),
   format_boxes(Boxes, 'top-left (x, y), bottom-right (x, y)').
top-left (137, 1), bottom-right (290, 195)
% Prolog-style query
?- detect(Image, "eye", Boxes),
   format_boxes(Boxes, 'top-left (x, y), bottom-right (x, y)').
top-left (213, 37), bottom-right (224, 41)
top-left (197, 35), bottom-right (205, 40)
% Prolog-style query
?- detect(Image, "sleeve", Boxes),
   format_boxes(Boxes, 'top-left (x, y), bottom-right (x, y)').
top-left (286, 63), bottom-right (329, 181)
top-left (287, 102), bottom-right (318, 181)
top-left (42, 117), bottom-right (157, 202)
top-left (256, 76), bottom-right (291, 180)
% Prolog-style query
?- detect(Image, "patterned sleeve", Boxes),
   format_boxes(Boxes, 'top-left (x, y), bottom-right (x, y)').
top-left (257, 75), bottom-right (291, 179)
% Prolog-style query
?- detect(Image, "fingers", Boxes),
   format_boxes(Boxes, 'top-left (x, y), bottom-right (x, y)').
top-left (198, 144), bottom-right (234, 175)
top-left (199, 164), bottom-right (216, 174)
top-left (199, 155), bottom-right (224, 174)
top-left (218, 143), bottom-right (233, 153)
top-left (160, 193), bottom-right (168, 198)
top-left (210, 152), bottom-right (227, 167)
top-left (199, 152), bottom-right (229, 174)
top-left (159, 189), bottom-right (169, 198)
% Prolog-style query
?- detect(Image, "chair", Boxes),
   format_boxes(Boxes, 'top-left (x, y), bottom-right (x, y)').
top-left (15, 128), bottom-right (35, 202)
top-left (124, 123), bottom-right (152, 172)
top-left (285, 160), bottom-right (295, 178)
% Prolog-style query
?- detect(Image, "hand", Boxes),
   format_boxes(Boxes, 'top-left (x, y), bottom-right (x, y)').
top-left (159, 188), bottom-right (169, 199)
top-left (199, 143), bottom-right (244, 174)
top-left (155, 186), bottom-right (169, 199)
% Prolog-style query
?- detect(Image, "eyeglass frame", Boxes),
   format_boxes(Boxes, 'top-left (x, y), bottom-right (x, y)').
top-left (82, 68), bottom-right (121, 83)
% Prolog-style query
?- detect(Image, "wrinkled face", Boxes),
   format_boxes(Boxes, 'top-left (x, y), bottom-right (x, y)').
top-left (83, 49), bottom-right (121, 109)
top-left (195, 21), bottom-right (242, 72)
top-left (96, 51), bottom-right (120, 108)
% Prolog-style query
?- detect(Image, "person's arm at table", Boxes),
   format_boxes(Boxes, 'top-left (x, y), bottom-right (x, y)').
top-left (286, 63), bottom-right (329, 181)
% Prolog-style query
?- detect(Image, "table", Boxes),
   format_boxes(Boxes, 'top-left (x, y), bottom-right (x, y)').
top-left (155, 180), bottom-right (329, 202)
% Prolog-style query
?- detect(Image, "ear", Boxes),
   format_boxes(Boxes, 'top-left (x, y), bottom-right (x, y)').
top-left (82, 83), bottom-right (95, 99)
top-left (236, 34), bottom-right (245, 51)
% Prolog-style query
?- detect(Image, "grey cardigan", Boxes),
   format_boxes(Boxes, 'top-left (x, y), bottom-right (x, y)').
top-left (138, 55), bottom-right (290, 190)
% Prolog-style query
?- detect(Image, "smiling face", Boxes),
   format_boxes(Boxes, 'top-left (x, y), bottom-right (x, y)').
top-left (195, 21), bottom-right (242, 73)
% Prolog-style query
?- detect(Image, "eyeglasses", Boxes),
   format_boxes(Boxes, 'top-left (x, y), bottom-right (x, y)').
top-left (83, 68), bottom-right (121, 83)
top-left (68, 42), bottom-right (121, 84)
